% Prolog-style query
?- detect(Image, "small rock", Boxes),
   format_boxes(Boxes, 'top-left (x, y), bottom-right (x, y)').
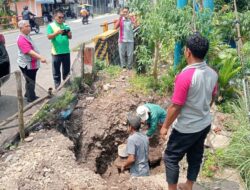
top-left (29, 132), bottom-right (36, 137)
top-left (109, 85), bottom-right (115, 89)
top-left (211, 134), bottom-right (230, 149)
top-left (16, 167), bottom-right (22, 172)
top-left (9, 146), bottom-right (16, 151)
top-left (4, 155), bottom-right (13, 163)
top-left (95, 142), bottom-right (102, 148)
top-left (214, 187), bottom-right (221, 190)
top-left (103, 84), bottom-right (110, 91)
top-left (24, 137), bottom-right (34, 142)
top-left (86, 97), bottom-right (95, 101)
top-left (122, 121), bottom-right (127, 125)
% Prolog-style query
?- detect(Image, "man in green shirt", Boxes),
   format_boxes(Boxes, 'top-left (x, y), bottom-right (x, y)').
top-left (136, 103), bottom-right (167, 137)
top-left (47, 9), bottom-right (72, 89)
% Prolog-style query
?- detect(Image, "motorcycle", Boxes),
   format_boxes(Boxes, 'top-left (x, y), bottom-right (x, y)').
top-left (29, 16), bottom-right (40, 34)
top-left (82, 15), bottom-right (89, 24)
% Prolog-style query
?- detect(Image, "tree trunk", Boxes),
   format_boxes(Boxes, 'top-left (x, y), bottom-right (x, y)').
top-left (153, 41), bottom-right (160, 81)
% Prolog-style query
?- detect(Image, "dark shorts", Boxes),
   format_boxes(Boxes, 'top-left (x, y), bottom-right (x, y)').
top-left (164, 125), bottom-right (211, 184)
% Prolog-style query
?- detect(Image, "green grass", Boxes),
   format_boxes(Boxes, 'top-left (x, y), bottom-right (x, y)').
top-left (128, 72), bottom-right (175, 96)
top-left (103, 65), bottom-right (122, 78)
top-left (219, 98), bottom-right (250, 188)
top-left (202, 149), bottom-right (224, 177)
top-left (129, 74), bottom-right (155, 95)
top-left (31, 90), bottom-right (76, 123)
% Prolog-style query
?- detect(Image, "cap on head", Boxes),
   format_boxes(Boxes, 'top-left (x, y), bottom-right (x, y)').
top-left (23, 6), bottom-right (28, 10)
top-left (127, 113), bottom-right (141, 130)
top-left (136, 105), bottom-right (149, 122)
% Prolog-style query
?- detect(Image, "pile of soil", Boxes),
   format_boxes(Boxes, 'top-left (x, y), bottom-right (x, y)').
top-left (0, 130), bottom-right (108, 190)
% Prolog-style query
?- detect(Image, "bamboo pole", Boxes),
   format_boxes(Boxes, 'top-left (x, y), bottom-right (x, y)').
top-left (233, 0), bottom-right (243, 57)
top-left (233, 0), bottom-right (250, 117)
top-left (15, 71), bottom-right (25, 141)
top-left (192, 0), bottom-right (197, 32)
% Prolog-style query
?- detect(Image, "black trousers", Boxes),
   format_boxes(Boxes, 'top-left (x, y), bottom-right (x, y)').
top-left (52, 53), bottom-right (70, 89)
top-left (164, 125), bottom-right (211, 184)
top-left (19, 66), bottom-right (38, 102)
top-left (0, 61), bottom-right (10, 81)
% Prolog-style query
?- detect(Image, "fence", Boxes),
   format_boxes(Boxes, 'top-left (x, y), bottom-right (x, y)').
top-left (0, 71), bottom-right (48, 146)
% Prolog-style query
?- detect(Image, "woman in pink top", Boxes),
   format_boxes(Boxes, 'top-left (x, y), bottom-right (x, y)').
top-left (17, 20), bottom-right (47, 102)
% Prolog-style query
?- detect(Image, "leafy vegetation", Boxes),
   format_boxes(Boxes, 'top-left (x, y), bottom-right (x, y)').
top-left (218, 98), bottom-right (250, 188)
top-left (103, 65), bottom-right (122, 78)
top-left (32, 90), bottom-right (76, 123)
top-left (202, 149), bottom-right (224, 177)
top-left (128, 70), bottom-right (176, 96)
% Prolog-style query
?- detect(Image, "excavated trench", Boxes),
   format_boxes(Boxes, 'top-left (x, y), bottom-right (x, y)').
top-left (52, 112), bottom-right (163, 180)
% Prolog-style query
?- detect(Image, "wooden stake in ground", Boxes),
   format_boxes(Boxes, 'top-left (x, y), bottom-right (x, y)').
top-left (15, 71), bottom-right (25, 141)
top-left (81, 43), bottom-right (85, 79)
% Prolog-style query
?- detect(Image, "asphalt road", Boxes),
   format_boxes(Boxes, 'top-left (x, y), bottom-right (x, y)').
top-left (4, 14), bottom-right (118, 90)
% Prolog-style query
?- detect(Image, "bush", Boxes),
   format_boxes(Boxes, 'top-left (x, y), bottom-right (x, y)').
top-left (95, 59), bottom-right (106, 71)
top-left (202, 149), bottom-right (224, 177)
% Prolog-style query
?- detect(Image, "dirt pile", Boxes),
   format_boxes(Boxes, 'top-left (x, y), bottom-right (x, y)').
top-left (0, 130), bottom-right (108, 190)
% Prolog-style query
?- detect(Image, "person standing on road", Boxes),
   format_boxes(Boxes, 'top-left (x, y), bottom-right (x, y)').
top-left (160, 33), bottom-right (218, 190)
top-left (47, 9), bottom-right (72, 89)
top-left (17, 20), bottom-right (47, 102)
top-left (121, 113), bottom-right (149, 177)
top-left (115, 7), bottom-right (135, 69)
top-left (136, 103), bottom-right (167, 137)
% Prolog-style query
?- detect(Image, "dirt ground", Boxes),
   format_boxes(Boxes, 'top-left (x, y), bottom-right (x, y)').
top-left (0, 70), bottom-right (245, 190)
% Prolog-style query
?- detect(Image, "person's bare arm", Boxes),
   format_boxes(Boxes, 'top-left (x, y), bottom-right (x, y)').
top-left (114, 18), bottom-right (121, 29)
top-left (210, 95), bottom-right (216, 107)
top-left (27, 50), bottom-right (47, 63)
top-left (121, 154), bottom-right (135, 171)
top-left (47, 29), bottom-right (63, 40)
top-left (160, 104), bottom-right (182, 138)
